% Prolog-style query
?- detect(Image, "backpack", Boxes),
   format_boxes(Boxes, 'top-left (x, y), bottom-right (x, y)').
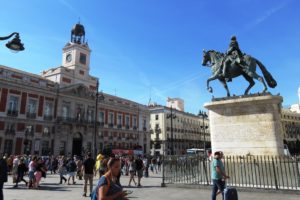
top-left (91, 175), bottom-right (111, 200)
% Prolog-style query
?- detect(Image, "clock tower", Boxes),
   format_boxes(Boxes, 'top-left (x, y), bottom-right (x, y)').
top-left (42, 22), bottom-right (98, 90)
top-left (62, 22), bottom-right (91, 76)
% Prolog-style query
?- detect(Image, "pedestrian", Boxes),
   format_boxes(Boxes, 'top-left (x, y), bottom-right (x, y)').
top-left (34, 157), bottom-right (47, 188)
top-left (67, 157), bottom-right (77, 185)
top-left (82, 152), bottom-right (95, 197)
top-left (6, 155), bottom-right (13, 175)
top-left (14, 158), bottom-right (28, 188)
top-left (143, 157), bottom-right (149, 178)
top-left (157, 157), bottom-right (161, 172)
top-left (0, 153), bottom-right (8, 200)
top-left (92, 158), bottom-right (127, 200)
top-left (211, 151), bottom-right (229, 200)
top-left (99, 157), bottom-right (108, 178)
top-left (151, 157), bottom-right (158, 174)
top-left (75, 156), bottom-right (83, 180)
top-left (58, 156), bottom-right (67, 184)
top-left (12, 156), bottom-right (19, 184)
top-left (128, 156), bottom-right (137, 187)
top-left (28, 156), bottom-right (37, 189)
top-left (135, 156), bottom-right (144, 187)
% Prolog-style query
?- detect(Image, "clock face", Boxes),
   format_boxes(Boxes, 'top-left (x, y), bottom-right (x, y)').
top-left (66, 54), bottom-right (72, 62)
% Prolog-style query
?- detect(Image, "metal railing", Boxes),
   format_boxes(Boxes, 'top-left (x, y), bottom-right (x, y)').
top-left (163, 155), bottom-right (300, 191)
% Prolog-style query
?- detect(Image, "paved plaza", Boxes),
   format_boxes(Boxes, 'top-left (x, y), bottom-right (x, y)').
top-left (3, 172), bottom-right (300, 200)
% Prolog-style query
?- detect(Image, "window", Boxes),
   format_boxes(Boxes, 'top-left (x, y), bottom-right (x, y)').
top-left (133, 117), bottom-right (137, 128)
top-left (41, 141), bottom-right (49, 155)
top-left (59, 141), bottom-right (66, 155)
top-left (43, 127), bottom-right (50, 137)
top-left (99, 112), bottom-right (104, 123)
top-left (79, 53), bottom-right (87, 65)
top-left (44, 102), bottom-right (53, 117)
top-left (87, 108), bottom-right (94, 123)
top-left (8, 96), bottom-right (19, 114)
top-left (125, 116), bottom-right (130, 126)
top-left (27, 99), bottom-right (37, 114)
top-left (143, 119), bottom-right (146, 128)
top-left (4, 139), bottom-right (13, 155)
top-left (155, 115), bottom-right (159, 120)
top-left (62, 105), bottom-right (70, 118)
top-left (109, 113), bottom-right (114, 124)
top-left (117, 115), bottom-right (122, 126)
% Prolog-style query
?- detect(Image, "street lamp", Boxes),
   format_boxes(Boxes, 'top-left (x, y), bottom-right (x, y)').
top-left (198, 110), bottom-right (208, 155)
top-left (167, 106), bottom-right (176, 155)
top-left (0, 32), bottom-right (25, 52)
top-left (94, 80), bottom-right (105, 159)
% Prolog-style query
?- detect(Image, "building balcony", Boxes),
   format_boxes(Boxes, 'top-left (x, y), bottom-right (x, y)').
top-left (108, 136), bottom-right (113, 140)
top-left (7, 109), bottom-right (18, 117)
top-left (133, 126), bottom-right (137, 130)
top-left (43, 115), bottom-right (53, 121)
top-left (143, 127), bottom-right (147, 131)
top-left (5, 129), bottom-right (16, 136)
top-left (108, 123), bottom-right (114, 128)
top-left (99, 122), bottom-right (105, 127)
top-left (57, 116), bottom-right (73, 123)
top-left (117, 124), bottom-right (122, 129)
top-left (125, 125), bottom-right (130, 130)
top-left (42, 132), bottom-right (51, 137)
top-left (26, 112), bottom-right (37, 119)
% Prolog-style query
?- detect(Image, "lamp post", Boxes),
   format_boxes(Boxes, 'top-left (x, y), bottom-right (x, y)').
top-left (0, 32), bottom-right (25, 51)
top-left (198, 110), bottom-right (208, 155)
top-left (161, 139), bottom-right (166, 187)
top-left (94, 80), bottom-right (105, 159)
top-left (167, 106), bottom-right (176, 155)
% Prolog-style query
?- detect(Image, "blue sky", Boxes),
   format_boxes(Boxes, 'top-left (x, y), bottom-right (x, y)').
top-left (0, 0), bottom-right (299, 114)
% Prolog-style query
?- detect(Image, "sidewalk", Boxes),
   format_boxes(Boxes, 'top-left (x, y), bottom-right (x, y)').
top-left (3, 172), bottom-right (300, 200)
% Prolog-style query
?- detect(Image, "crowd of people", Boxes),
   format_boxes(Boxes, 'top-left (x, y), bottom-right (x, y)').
top-left (0, 152), bottom-right (161, 200)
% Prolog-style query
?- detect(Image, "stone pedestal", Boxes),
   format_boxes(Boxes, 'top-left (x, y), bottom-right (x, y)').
top-left (204, 94), bottom-right (284, 156)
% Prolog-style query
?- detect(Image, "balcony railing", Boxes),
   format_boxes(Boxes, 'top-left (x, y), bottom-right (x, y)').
top-left (133, 126), bottom-right (137, 130)
top-left (5, 129), bottom-right (16, 136)
top-left (43, 115), bottom-right (53, 121)
top-left (56, 117), bottom-right (95, 125)
top-left (125, 125), bottom-right (130, 130)
top-left (143, 127), bottom-right (147, 131)
top-left (117, 124), bottom-right (122, 129)
top-left (108, 123), bottom-right (114, 128)
top-left (26, 112), bottom-right (36, 119)
top-left (99, 122), bottom-right (104, 127)
top-left (7, 109), bottom-right (18, 117)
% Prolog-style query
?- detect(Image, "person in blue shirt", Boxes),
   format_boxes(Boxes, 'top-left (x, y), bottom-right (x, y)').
top-left (92, 158), bottom-right (128, 200)
top-left (211, 151), bottom-right (229, 200)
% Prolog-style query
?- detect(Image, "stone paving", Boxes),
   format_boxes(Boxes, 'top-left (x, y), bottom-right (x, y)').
top-left (3, 172), bottom-right (300, 200)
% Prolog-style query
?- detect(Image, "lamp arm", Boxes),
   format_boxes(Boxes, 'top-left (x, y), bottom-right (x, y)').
top-left (0, 32), bottom-right (19, 41)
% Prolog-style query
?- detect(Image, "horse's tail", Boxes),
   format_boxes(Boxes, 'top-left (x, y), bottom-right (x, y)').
top-left (255, 59), bottom-right (277, 88)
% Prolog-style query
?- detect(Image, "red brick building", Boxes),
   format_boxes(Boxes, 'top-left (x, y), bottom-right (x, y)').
top-left (0, 22), bottom-right (150, 156)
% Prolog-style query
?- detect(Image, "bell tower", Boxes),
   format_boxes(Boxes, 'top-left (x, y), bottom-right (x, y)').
top-left (62, 22), bottom-right (91, 76)
top-left (42, 22), bottom-right (98, 90)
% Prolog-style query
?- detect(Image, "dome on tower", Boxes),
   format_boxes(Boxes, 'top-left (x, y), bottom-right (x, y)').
top-left (72, 23), bottom-right (85, 36)
top-left (71, 22), bottom-right (86, 44)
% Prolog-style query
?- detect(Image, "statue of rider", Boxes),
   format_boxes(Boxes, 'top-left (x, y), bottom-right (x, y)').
top-left (223, 36), bottom-right (247, 82)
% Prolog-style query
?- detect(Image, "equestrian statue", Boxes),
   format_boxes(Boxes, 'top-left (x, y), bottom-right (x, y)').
top-left (202, 36), bottom-right (277, 97)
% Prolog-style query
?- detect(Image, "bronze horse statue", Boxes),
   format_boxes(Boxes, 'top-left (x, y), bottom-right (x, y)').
top-left (202, 50), bottom-right (277, 97)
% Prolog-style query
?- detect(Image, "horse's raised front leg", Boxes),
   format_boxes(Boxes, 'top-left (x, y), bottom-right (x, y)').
top-left (218, 78), bottom-right (230, 97)
top-left (206, 74), bottom-right (219, 93)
